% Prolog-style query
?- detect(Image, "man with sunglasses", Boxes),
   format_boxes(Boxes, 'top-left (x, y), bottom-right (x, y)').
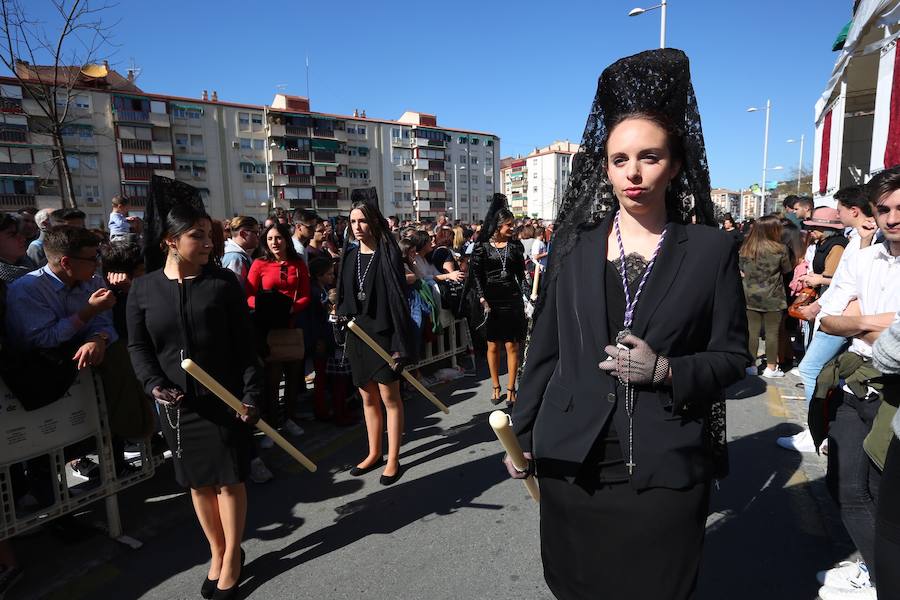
top-left (291, 208), bottom-right (318, 264)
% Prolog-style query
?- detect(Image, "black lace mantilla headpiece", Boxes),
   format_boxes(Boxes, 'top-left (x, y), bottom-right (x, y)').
top-left (476, 193), bottom-right (510, 244)
top-left (535, 48), bottom-right (714, 320)
top-left (142, 175), bottom-right (206, 272)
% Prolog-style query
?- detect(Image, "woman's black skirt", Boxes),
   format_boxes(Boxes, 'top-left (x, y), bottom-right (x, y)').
top-left (539, 475), bottom-right (710, 600)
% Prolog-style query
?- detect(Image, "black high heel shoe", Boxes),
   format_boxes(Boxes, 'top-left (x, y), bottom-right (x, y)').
top-left (349, 457), bottom-right (384, 476)
top-left (505, 387), bottom-right (517, 410)
top-left (203, 548), bottom-right (244, 599)
top-left (211, 548), bottom-right (244, 600)
top-left (490, 386), bottom-right (505, 405)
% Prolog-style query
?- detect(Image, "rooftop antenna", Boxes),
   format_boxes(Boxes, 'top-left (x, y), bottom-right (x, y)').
top-left (127, 57), bottom-right (142, 81)
top-left (305, 54), bottom-right (310, 99)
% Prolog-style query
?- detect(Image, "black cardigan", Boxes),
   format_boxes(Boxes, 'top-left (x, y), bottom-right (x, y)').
top-left (126, 267), bottom-right (263, 407)
top-left (512, 215), bottom-right (750, 490)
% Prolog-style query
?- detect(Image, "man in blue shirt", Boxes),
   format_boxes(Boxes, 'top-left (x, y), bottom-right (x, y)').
top-left (6, 225), bottom-right (117, 367)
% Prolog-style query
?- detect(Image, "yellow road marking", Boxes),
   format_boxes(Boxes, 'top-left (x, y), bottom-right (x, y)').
top-left (765, 384), bottom-right (788, 417)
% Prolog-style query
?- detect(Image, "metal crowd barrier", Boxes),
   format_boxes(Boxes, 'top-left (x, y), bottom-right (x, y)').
top-left (0, 368), bottom-right (155, 544)
top-left (411, 317), bottom-right (474, 371)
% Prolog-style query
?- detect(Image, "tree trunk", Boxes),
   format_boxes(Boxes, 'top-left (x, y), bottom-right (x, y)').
top-left (52, 131), bottom-right (77, 209)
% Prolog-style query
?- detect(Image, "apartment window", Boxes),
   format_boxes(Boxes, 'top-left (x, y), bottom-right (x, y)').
top-left (347, 126), bottom-right (356, 134)
top-left (357, 146), bottom-right (369, 157)
top-left (357, 125), bottom-right (366, 135)
top-left (84, 184), bottom-right (100, 198)
top-left (457, 136), bottom-right (467, 144)
top-left (471, 175), bottom-right (478, 184)
top-left (486, 176), bottom-right (492, 185)
top-left (251, 113), bottom-right (263, 126)
top-left (252, 138), bottom-right (264, 150)
top-left (150, 101), bottom-right (166, 114)
top-left (486, 157), bottom-right (493, 167)
top-left (240, 162), bottom-right (256, 174)
top-left (471, 137), bottom-right (480, 145)
top-left (486, 140), bottom-right (493, 147)
top-left (175, 134), bottom-right (189, 147)
top-left (472, 194), bottom-right (479, 203)
top-left (459, 175), bottom-right (467, 184)
top-left (66, 155), bottom-right (80, 170)
top-left (394, 192), bottom-right (403, 202)
top-left (82, 155), bottom-right (97, 170)
top-left (238, 113), bottom-right (250, 130)
top-left (460, 194), bottom-right (467, 203)
top-left (190, 134), bottom-right (203, 151)
top-left (74, 94), bottom-right (91, 109)
top-left (391, 127), bottom-right (401, 138)
top-left (459, 154), bottom-right (466, 163)
top-left (393, 171), bottom-right (402, 181)
top-left (239, 137), bottom-right (251, 149)
top-left (470, 156), bottom-right (478, 165)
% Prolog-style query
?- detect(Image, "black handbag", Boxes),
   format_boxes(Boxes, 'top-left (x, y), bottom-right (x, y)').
top-left (436, 279), bottom-right (464, 317)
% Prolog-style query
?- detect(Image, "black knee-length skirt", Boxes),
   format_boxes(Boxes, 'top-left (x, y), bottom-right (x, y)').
top-left (158, 397), bottom-right (253, 489)
top-left (539, 475), bottom-right (711, 600)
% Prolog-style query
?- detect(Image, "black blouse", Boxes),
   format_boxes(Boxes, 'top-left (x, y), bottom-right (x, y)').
top-left (127, 267), bottom-right (263, 408)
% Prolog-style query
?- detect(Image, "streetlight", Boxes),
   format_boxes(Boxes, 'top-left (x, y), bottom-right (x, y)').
top-left (747, 100), bottom-right (773, 213)
top-left (787, 135), bottom-right (805, 195)
top-left (628, 0), bottom-right (668, 48)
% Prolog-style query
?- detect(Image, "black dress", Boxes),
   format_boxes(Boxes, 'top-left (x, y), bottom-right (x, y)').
top-left (127, 267), bottom-right (263, 489)
top-left (470, 240), bottom-right (527, 342)
top-left (339, 248), bottom-right (402, 389)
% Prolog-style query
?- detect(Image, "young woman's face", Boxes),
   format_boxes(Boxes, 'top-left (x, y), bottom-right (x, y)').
top-left (170, 219), bottom-right (212, 266)
top-left (267, 227), bottom-right (287, 257)
top-left (0, 223), bottom-right (26, 263)
top-left (496, 219), bottom-right (514, 241)
top-left (605, 118), bottom-right (680, 215)
top-left (350, 208), bottom-right (374, 242)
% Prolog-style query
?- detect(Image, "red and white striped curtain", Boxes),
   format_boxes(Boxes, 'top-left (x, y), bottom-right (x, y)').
top-left (884, 45), bottom-right (900, 169)
top-left (818, 110), bottom-right (832, 195)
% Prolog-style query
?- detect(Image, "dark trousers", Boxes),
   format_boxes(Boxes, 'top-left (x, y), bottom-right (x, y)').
top-left (875, 436), bottom-right (900, 597)
top-left (746, 309), bottom-right (782, 366)
top-left (826, 389), bottom-right (882, 581)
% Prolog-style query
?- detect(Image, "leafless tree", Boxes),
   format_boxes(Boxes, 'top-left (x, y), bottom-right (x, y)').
top-left (0, 0), bottom-right (117, 208)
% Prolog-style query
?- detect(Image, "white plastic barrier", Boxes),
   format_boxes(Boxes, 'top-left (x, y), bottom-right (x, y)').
top-left (0, 369), bottom-right (155, 542)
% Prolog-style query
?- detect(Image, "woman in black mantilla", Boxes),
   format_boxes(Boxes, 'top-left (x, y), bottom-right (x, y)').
top-left (504, 49), bottom-right (750, 600)
top-left (464, 194), bottom-right (527, 407)
top-left (335, 188), bottom-right (417, 485)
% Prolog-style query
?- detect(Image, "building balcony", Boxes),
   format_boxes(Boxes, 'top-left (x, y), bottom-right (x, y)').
top-left (155, 169), bottom-right (175, 179)
top-left (0, 129), bottom-right (28, 143)
top-left (269, 123), bottom-right (286, 138)
top-left (31, 133), bottom-right (54, 146)
top-left (120, 138), bottom-right (152, 152)
top-left (273, 174), bottom-right (312, 186)
top-left (0, 162), bottom-right (32, 175)
top-left (286, 125), bottom-right (309, 137)
top-left (122, 165), bottom-right (154, 180)
top-left (0, 193), bottom-right (36, 209)
top-left (313, 128), bottom-right (347, 142)
top-left (391, 137), bottom-right (410, 147)
top-left (115, 109), bottom-right (150, 122)
top-left (151, 141), bottom-right (173, 155)
top-left (270, 148), bottom-right (286, 162)
top-left (315, 175), bottom-right (337, 185)
top-left (315, 198), bottom-right (339, 210)
top-left (287, 149), bottom-right (311, 161)
top-left (313, 151), bottom-right (335, 163)
top-left (36, 193), bottom-right (62, 209)
top-left (413, 137), bottom-right (446, 149)
top-left (149, 112), bottom-right (171, 127)
top-left (336, 153), bottom-right (349, 166)
top-left (428, 159), bottom-right (446, 171)
top-left (335, 176), bottom-right (349, 188)
top-left (289, 198), bottom-right (314, 209)
top-left (0, 97), bottom-right (24, 113)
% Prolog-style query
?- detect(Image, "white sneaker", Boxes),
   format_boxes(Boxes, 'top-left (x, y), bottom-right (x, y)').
top-left (249, 457), bottom-right (274, 484)
top-left (259, 435), bottom-right (275, 449)
top-left (776, 429), bottom-right (817, 453)
top-left (745, 366), bottom-right (759, 376)
top-left (283, 418), bottom-right (305, 437)
top-left (762, 367), bottom-right (785, 378)
top-left (817, 560), bottom-right (871, 589)
top-left (818, 584), bottom-right (876, 599)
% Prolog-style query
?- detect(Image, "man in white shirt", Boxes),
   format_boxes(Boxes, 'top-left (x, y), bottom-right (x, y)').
top-left (812, 168), bottom-right (900, 597)
top-left (291, 208), bottom-right (317, 264)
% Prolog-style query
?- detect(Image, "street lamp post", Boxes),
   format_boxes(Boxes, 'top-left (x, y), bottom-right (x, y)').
top-left (747, 100), bottom-right (773, 213)
top-left (628, 0), bottom-right (668, 49)
top-left (787, 134), bottom-right (805, 194)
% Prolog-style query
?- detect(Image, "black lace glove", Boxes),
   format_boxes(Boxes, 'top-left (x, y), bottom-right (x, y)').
top-left (151, 386), bottom-right (184, 407)
top-left (598, 333), bottom-right (669, 386)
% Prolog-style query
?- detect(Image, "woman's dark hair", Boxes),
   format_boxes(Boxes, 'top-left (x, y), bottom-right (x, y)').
top-left (210, 219), bottom-right (225, 263)
top-left (349, 201), bottom-right (385, 243)
top-left (161, 204), bottom-right (211, 252)
top-left (433, 227), bottom-right (454, 248)
top-left (401, 228), bottom-right (430, 252)
top-left (261, 222), bottom-right (299, 261)
top-left (495, 208), bottom-right (515, 227)
top-left (605, 110), bottom-right (686, 168)
top-left (834, 185), bottom-right (873, 217)
top-left (0, 212), bottom-right (19, 234)
top-left (308, 256), bottom-right (334, 280)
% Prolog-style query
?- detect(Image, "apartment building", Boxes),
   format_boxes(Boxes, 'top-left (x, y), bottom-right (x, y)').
top-left (710, 188), bottom-right (741, 218)
top-left (499, 140), bottom-right (579, 220)
top-left (0, 62), bottom-right (499, 225)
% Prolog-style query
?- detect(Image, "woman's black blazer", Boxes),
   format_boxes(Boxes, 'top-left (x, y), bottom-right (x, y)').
top-left (512, 215), bottom-right (750, 490)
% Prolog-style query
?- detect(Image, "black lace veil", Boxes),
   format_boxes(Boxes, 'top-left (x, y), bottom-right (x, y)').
top-left (536, 48), bottom-right (715, 321)
top-left (142, 175), bottom-right (206, 272)
top-left (476, 193), bottom-right (511, 243)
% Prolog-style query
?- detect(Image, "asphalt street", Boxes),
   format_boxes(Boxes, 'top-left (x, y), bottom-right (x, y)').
top-left (10, 366), bottom-right (855, 600)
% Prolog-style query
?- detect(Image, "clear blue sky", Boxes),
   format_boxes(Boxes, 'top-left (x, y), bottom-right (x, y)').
top-left (16, 0), bottom-right (853, 190)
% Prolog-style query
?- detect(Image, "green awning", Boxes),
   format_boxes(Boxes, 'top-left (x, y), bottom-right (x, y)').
top-left (832, 20), bottom-right (851, 51)
top-left (171, 103), bottom-right (204, 113)
top-left (114, 93), bottom-right (149, 102)
top-left (315, 185), bottom-right (338, 191)
top-left (310, 139), bottom-right (340, 151)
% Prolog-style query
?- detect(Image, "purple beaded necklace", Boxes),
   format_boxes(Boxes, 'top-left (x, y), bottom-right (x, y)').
top-left (612, 209), bottom-right (667, 474)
